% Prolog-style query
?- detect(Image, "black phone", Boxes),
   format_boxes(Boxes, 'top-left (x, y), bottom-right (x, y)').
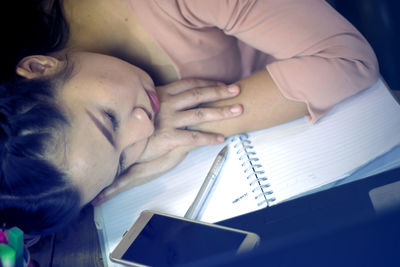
top-left (110, 210), bottom-right (260, 266)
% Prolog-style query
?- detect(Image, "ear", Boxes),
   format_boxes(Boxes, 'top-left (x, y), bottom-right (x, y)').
top-left (16, 55), bottom-right (62, 79)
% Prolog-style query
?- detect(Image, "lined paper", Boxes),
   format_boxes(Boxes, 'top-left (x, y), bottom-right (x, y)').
top-left (251, 79), bottom-right (400, 204)
top-left (94, 79), bottom-right (400, 267)
top-left (94, 143), bottom-right (228, 267)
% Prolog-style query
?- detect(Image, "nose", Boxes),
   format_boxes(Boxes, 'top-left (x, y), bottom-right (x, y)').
top-left (119, 107), bottom-right (155, 168)
top-left (122, 107), bottom-right (155, 146)
top-left (134, 107), bottom-right (155, 137)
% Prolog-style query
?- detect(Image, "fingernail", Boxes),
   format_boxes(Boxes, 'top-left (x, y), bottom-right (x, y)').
top-left (228, 85), bottom-right (240, 95)
top-left (217, 135), bottom-right (225, 143)
top-left (230, 104), bottom-right (242, 114)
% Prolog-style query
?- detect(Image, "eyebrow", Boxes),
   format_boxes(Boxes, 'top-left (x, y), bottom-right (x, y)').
top-left (85, 109), bottom-right (115, 147)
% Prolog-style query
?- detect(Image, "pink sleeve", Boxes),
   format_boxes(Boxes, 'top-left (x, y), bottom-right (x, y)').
top-left (157, 0), bottom-right (379, 121)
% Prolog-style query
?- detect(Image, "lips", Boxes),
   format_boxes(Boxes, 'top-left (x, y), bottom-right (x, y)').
top-left (146, 90), bottom-right (160, 115)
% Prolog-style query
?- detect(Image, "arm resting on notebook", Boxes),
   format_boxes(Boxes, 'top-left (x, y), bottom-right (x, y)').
top-left (193, 69), bottom-right (308, 137)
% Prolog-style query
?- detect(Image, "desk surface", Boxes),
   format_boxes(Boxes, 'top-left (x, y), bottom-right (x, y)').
top-left (28, 166), bottom-right (400, 267)
top-left (29, 205), bottom-right (103, 267)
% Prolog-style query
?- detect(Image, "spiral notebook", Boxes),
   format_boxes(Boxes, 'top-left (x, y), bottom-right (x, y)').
top-left (94, 79), bottom-right (400, 267)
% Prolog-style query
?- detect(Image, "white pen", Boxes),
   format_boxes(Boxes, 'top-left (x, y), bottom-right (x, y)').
top-left (184, 145), bottom-right (229, 220)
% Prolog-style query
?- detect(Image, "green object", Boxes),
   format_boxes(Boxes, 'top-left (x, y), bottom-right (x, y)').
top-left (0, 243), bottom-right (16, 267)
top-left (7, 227), bottom-right (23, 267)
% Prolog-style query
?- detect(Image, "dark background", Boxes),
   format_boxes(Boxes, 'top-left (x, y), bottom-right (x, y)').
top-left (327, 0), bottom-right (400, 90)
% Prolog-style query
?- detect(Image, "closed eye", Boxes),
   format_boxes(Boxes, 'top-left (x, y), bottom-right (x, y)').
top-left (86, 109), bottom-right (115, 147)
top-left (104, 109), bottom-right (120, 131)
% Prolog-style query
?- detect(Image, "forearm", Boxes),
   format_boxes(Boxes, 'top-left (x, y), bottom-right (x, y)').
top-left (195, 69), bottom-right (308, 137)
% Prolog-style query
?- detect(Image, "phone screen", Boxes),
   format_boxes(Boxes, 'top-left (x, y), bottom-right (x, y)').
top-left (120, 214), bottom-right (248, 266)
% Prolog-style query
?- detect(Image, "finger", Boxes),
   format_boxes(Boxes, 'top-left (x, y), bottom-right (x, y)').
top-left (92, 150), bottom-right (192, 205)
top-left (173, 104), bottom-right (243, 128)
top-left (172, 84), bottom-right (240, 110)
top-left (91, 168), bottom-right (143, 205)
top-left (91, 181), bottom-right (125, 206)
top-left (141, 130), bottom-right (225, 160)
top-left (142, 130), bottom-right (225, 155)
top-left (169, 129), bottom-right (225, 147)
top-left (160, 79), bottom-right (224, 95)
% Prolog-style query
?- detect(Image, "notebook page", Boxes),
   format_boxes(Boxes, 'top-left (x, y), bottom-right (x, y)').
top-left (94, 142), bottom-right (227, 267)
top-left (249, 79), bottom-right (400, 204)
top-left (199, 137), bottom-right (263, 222)
top-left (94, 79), bottom-right (400, 267)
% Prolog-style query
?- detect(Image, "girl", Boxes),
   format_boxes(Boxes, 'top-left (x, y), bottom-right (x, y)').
top-left (0, 0), bottom-right (378, 233)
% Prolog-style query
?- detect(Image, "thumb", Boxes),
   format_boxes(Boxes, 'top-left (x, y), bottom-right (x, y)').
top-left (91, 147), bottom-right (192, 205)
top-left (91, 180), bottom-right (124, 206)
top-left (91, 161), bottom-right (165, 206)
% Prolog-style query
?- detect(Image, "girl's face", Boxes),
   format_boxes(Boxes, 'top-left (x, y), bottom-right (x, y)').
top-left (58, 52), bottom-right (158, 205)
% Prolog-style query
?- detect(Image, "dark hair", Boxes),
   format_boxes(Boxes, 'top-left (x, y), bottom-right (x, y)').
top-left (0, 0), bottom-right (69, 83)
top-left (0, 0), bottom-right (80, 235)
top-left (0, 76), bottom-right (81, 235)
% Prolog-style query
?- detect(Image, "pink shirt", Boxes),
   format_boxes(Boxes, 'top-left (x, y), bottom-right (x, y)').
top-left (127, 0), bottom-right (379, 121)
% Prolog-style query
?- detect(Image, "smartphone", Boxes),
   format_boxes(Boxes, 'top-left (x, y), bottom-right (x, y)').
top-left (110, 210), bottom-right (260, 266)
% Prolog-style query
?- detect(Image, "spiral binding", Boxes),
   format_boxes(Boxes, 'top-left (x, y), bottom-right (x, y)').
top-left (232, 134), bottom-right (276, 206)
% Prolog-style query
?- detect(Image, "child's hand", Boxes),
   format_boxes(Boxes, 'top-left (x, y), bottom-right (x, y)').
top-left (138, 79), bottom-right (242, 162)
top-left (91, 79), bottom-right (243, 205)
top-left (92, 146), bottom-right (191, 205)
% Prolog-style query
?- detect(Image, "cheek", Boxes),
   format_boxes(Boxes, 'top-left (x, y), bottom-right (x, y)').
top-left (68, 146), bottom-right (119, 204)
top-left (77, 159), bottom-right (117, 204)
top-left (92, 156), bottom-right (119, 189)
top-left (124, 139), bottom-right (149, 167)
